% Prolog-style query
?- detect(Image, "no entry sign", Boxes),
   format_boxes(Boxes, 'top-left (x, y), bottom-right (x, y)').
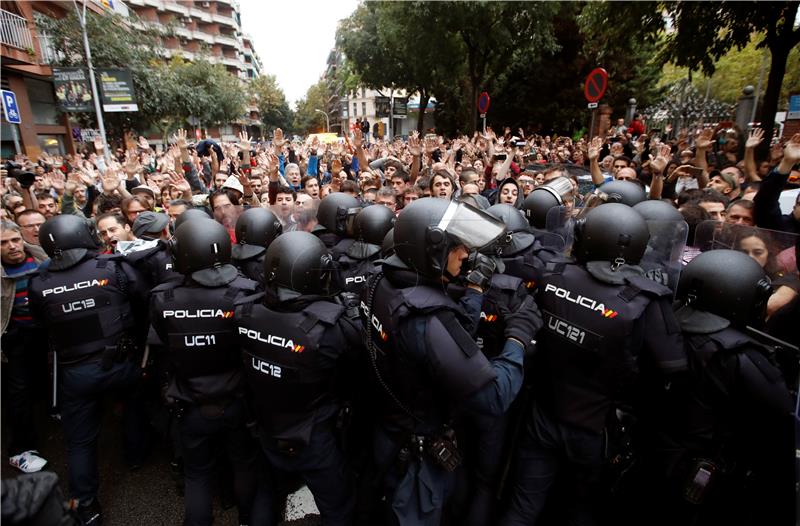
top-left (584, 68), bottom-right (608, 104)
top-left (477, 91), bottom-right (491, 114)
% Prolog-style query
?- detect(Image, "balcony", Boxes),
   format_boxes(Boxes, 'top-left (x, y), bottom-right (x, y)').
top-left (214, 33), bottom-right (237, 47)
top-left (1, 9), bottom-right (34, 51)
top-left (211, 12), bottom-right (235, 26)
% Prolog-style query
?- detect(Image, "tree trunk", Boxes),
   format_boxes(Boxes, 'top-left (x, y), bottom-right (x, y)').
top-left (470, 80), bottom-right (479, 133)
top-left (758, 43), bottom-right (790, 159)
top-left (416, 88), bottom-right (429, 134)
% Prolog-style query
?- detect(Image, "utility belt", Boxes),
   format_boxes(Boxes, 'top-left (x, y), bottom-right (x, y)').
top-left (59, 335), bottom-right (138, 370)
top-left (395, 426), bottom-right (461, 474)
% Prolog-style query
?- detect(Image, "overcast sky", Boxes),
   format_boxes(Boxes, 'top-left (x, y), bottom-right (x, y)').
top-left (239, 0), bottom-right (360, 109)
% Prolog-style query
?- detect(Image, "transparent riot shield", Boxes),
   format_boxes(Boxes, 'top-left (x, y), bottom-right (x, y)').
top-left (694, 220), bottom-right (798, 280)
top-left (545, 205), bottom-right (580, 255)
top-left (640, 219), bottom-right (689, 292)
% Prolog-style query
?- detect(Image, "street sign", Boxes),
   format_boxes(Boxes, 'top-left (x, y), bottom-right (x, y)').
top-left (587, 102), bottom-right (598, 109)
top-left (584, 67), bottom-right (608, 103)
top-left (1, 90), bottom-right (21, 124)
top-left (477, 92), bottom-right (491, 114)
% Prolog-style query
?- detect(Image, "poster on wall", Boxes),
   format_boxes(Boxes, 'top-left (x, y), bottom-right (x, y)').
top-left (52, 68), bottom-right (94, 112)
top-left (98, 68), bottom-right (139, 112)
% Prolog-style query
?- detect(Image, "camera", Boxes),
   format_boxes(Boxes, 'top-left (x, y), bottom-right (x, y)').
top-left (4, 161), bottom-right (36, 188)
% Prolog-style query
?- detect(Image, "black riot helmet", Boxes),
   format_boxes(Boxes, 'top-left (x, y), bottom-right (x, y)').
top-left (597, 180), bottom-right (646, 207)
top-left (39, 214), bottom-right (98, 270)
top-left (316, 192), bottom-right (361, 237)
top-left (175, 207), bottom-right (212, 229)
top-left (485, 203), bottom-right (535, 256)
top-left (521, 176), bottom-right (574, 229)
top-left (172, 218), bottom-right (237, 286)
top-left (381, 228), bottom-right (395, 258)
top-left (263, 231), bottom-right (335, 297)
top-left (232, 207), bottom-right (282, 261)
top-left (347, 204), bottom-right (396, 260)
top-left (353, 204), bottom-right (396, 246)
top-left (677, 249), bottom-right (772, 327)
top-left (392, 197), bottom-right (506, 278)
top-left (573, 203), bottom-right (649, 265)
top-left (632, 199), bottom-right (683, 221)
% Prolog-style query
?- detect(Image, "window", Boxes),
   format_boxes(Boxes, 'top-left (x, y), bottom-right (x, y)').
top-left (37, 134), bottom-right (65, 155)
top-left (362, 102), bottom-right (367, 116)
top-left (25, 77), bottom-right (59, 125)
top-left (353, 103), bottom-right (357, 117)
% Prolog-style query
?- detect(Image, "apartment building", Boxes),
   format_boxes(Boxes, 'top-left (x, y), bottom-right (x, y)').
top-left (0, 1), bottom-right (96, 159)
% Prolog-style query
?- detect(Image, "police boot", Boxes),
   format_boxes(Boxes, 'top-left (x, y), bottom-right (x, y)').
top-left (77, 498), bottom-right (102, 526)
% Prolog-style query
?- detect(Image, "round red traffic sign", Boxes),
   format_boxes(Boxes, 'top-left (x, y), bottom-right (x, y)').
top-left (477, 91), bottom-right (491, 114)
top-left (584, 68), bottom-right (608, 103)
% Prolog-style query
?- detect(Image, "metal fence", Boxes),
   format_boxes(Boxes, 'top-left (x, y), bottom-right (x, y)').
top-left (0, 9), bottom-right (34, 51)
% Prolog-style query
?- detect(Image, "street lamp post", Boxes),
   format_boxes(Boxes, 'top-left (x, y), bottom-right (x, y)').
top-left (314, 109), bottom-right (330, 133)
top-left (73, 0), bottom-right (110, 163)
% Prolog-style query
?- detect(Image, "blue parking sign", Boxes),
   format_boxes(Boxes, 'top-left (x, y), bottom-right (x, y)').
top-left (2, 90), bottom-right (21, 124)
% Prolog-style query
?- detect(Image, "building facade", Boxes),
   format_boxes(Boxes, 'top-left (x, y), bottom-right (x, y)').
top-left (0, 0), bottom-right (93, 159)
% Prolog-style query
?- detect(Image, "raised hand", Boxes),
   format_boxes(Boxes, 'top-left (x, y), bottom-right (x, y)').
top-left (745, 127), bottom-right (764, 149)
top-left (650, 144), bottom-right (673, 174)
top-left (238, 130), bottom-right (251, 151)
top-left (138, 136), bottom-right (150, 151)
top-left (168, 171), bottom-right (191, 195)
top-left (352, 128), bottom-right (363, 149)
top-left (424, 136), bottom-right (438, 154)
top-left (695, 128), bottom-right (713, 150)
top-left (174, 129), bottom-right (188, 149)
top-left (408, 132), bottom-right (421, 157)
top-left (93, 135), bottom-right (105, 152)
top-left (587, 136), bottom-right (602, 161)
top-left (783, 133), bottom-right (800, 165)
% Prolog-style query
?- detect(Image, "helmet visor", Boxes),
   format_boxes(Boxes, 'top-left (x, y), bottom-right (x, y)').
top-left (436, 201), bottom-right (507, 250)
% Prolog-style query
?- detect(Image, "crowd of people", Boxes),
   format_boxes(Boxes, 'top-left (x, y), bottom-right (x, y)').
top-left (1, 116), bottom-right (798, 526)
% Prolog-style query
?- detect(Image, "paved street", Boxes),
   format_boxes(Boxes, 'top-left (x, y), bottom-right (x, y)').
top-left (1, 400), bottom-right (321, 525)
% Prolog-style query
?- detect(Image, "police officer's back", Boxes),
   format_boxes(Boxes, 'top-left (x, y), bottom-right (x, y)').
top-left (28, 214), bottom-right (150, 525)
top-left (501, 203), bottom-right (687, 526)
top-left (665, 249), bottom-right (794, 526)
top-left (235, 231), bottom-right (361, 526)
top-left (231, 207), bottom-right (282, 285)
top-left (149, 218), bottom-right (265, 526)
top-left (363, 198), bottom-right (542, 526)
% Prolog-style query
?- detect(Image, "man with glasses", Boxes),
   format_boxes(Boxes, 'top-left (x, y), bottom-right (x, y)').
top-left (15, 210), bottom-right (46, 246)
top-left (517, 172), bottom-right (536, 198)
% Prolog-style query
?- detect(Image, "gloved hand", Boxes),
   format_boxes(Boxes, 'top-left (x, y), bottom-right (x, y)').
top-left (462, 252), bottom-right (496, 291)
top-left (500, 295), bottom-right (543, 352)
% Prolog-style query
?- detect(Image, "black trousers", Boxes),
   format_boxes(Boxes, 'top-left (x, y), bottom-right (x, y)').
top-left (2, 325), bottom-right (49, 457)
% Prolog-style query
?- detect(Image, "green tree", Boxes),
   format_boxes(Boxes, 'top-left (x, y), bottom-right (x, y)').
top-left (39, 9), bottom-right (168, 140)
top-left (41, 10), bottom-right (247, 143)
top-left (249, 74), bottom-right (293, 133)
top-left (294, 79), bottom-right (332, 135)
top-left (337, 1), bottom-right (461, 133)
top-left (582, 1), bottom-right (800, 148)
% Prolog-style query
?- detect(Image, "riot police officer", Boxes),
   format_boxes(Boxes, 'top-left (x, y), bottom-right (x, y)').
top-left (362, 198), bottom-right (542, 525)
top-left (661, 249), bottom-right (793, 526)
top-left (235, 231), bottom-right (362, 526)
top-left (314, 192), bottom-right (361, 257)
top-left (28, 214), bottom-right (150, 525)
top-left (337, 204), bottom-right (395, 294)
top-left (501, 203), bottom-right (687, 526)
top-left (149, 218), bottom-right (266, 526)
top-left (231, 207), bottom-right (282, 284)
